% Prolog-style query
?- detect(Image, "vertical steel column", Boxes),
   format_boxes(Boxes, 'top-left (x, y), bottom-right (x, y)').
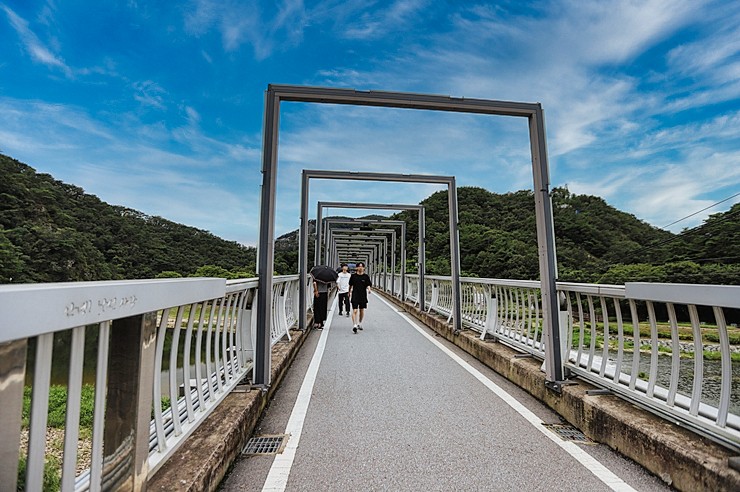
top-left (315, 201), bottom-right (323, 267)
top-left (400, 222), bottom-right (406, 300)
top-left (529, 106), bottom-right (563, 389)
top-left (255, 88), bottom-right (280, 386)
top-left (299, 171), bottom-right (310, 331)
top-left (102, 312), bottom-right (156, 491)
top-left (325, 225), bottom-right (332, 266)
top-left (390, 231), bottom-right (396, 295)
top-left (0, 339), bottom-right (26, 492)
top-left (448, 178), bottom-right (463, 332)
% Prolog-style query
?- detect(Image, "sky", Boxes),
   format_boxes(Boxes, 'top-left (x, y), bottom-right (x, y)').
top-left (1, 0), bottom-right (739, 246)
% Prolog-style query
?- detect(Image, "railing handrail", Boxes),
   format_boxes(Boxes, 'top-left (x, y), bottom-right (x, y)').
top-left (0, 278), bottom-right (226, 343)
top-left (0, 275), bottom-right (307, 491)
top-left (626, 282), bottom-right (740, 309)
top-left (407, 273), bottom-right (626, 296)
top-left (399, 273), bottom-right (740, 452)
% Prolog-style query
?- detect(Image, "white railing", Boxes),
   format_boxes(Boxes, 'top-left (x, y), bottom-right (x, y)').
top-left (391, 274), bottom-right (740, 452)
top-left (0, 275), bottom-right (304, 492)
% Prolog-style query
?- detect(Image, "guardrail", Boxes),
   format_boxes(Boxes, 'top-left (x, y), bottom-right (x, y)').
top-left (0, 275), bottom-right (304, 492)
top-left (385, 274), bottom-right (740, 452)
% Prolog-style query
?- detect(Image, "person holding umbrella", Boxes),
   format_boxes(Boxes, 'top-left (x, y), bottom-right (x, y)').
top-left (310, 265), bottom-right (338, 329)
top-left (349, 261), bottom-right (372, 333)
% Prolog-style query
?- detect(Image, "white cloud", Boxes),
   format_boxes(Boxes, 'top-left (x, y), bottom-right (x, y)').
top-left (2, 4), bottom-right (72, 77)
top-left (295, 0), bottom-right (739, 234)
top-left (666, 2), bottom-right (740, 79)
top-left (132, 80), bottom-right (168, 110)
top-left (184, 106), bottom-right (201, 125)
top-left (341, 0), bottom-right (428, 39)
top-left (0, 96), bottom-right (263, 244)
top-left (184, 0), bottom-right (307, 59)
top-left (568, 146), bottom-right (740, 231)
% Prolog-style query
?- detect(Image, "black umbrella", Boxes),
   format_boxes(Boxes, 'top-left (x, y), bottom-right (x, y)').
top-left (310, 265), bottom-right (339, 282)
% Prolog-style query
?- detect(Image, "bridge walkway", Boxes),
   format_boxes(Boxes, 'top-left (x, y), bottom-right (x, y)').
top-left (221, 294), bottom-right (671, 491)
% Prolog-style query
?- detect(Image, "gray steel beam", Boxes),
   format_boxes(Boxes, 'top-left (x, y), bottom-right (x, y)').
top-left (328, 228), bottom-right (395, 291)
top-left (529, 107), bottom-right (564, 388)
top-left (322, 218), bottom-right (407, 299)
top-left (301, 171), bottom-right (461, 333)
top-left (334, 244), bottom-right (377, 272)
top-left (255, 89), bottom-right (279, 387)
top-left (319, 202), bottom-right (424, 309)
top-left (269, 84), bottom-right (539, 117)
top-left (332, 236), bottom-right (386, 277)
top-left (258, 84), bottom-right (561, 390)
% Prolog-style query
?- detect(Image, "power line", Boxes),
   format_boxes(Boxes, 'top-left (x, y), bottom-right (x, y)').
top-left (675, 256), bottom-right (740, 263)
top-left (661, 191), bottom-right (740, 229)
top-left (618, 206), bottom-right (740, 264)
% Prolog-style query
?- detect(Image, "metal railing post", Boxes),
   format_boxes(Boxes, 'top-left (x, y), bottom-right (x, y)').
top-left (0, 339), bottom-right (27, 492)
top-left (255, 87), bottom-right (279, 387)
top-left (299, 171), bottom-right (309, 331)
top-left (481, 287), bottom-right (498, 341)
top-left (102, 311), bottom-right (157, 491)
top-left (529, 106), bottom-right (564, 391)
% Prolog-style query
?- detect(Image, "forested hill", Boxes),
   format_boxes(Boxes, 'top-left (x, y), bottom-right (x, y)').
top-left (392, 187), bottom-right (740, 284)
top-left (2, 153), bottom-right (737, 285)
top-left (0, 154), bottom-right (256, 283)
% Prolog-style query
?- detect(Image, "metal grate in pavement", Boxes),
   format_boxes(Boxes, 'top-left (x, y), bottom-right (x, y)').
top-left (542, 423), bottom-right (594, 444)
top-left (242, 434), bottom-right (289, 455)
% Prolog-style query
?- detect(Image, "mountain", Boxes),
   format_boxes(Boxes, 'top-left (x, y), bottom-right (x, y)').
top-left (3, 153), bottom-right (737, 285)
top-left (390, 187), bottom-right (739, 284)
top-left (0, 154), bottom-right (256, 283)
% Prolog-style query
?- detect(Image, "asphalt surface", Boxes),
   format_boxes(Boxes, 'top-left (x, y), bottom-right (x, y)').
top-left (220, 295), bottom-right (672, 492)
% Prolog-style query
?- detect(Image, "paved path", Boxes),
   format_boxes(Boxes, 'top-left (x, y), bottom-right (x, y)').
top-left (220, 294), bottom-right (671, 492)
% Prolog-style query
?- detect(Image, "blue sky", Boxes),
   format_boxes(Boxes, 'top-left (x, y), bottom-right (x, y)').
top-left (2, 0), bottom-right (739, 246)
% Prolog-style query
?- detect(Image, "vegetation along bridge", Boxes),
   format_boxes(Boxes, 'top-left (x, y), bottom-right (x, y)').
top-left (1, 86), bottom-right (739, 491)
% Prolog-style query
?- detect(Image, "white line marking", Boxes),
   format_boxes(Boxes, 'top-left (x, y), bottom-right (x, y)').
top-left (261, 297), bottom-right (337, 492)
top-left (375, 295), bottom-right (637, 492)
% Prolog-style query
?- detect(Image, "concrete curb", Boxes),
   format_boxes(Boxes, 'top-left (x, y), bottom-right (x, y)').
top-left (381, 292), bottom-right (740, 492)
top-left (147, 326), bottom-right (312, 492)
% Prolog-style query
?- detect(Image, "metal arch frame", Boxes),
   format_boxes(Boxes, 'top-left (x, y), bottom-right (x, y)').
top-left (318, 202), bottom-right (425, 309)
top-left (331, 235), bottom-right (387, 280)
top-left (331, 231), bottom-right (395, 270)
top-left (257, 84), bottom-right (561, 391)
top-left (333, 230), bottom-right (394, 291)
top-left (333, 241), bottom-right (382, 272)
top-left (322, 219), bottom-right (406, 297)
top-left (300, 171), bottom-right (461, 335)
top-left (324, 218), bottom-right (406, 299)
top-left (336, 251), bottom-right (371, 268)
top-left (328, 228), bottom-right (396, 291)
top-left (334, 244), bottom-right (377, 276)
top-left (334, 243), bottom-right (376, 264)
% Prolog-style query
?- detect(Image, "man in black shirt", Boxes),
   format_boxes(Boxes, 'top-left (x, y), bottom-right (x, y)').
top-left (348, 262), bottom-right (372, 334)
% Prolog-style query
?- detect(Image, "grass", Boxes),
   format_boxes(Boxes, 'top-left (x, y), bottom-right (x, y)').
top-left (21, 385), bottom-right (95, 430)
top-left (569, 326), bottom-right (740, 361)
top-left (16, 454), bottom-right (61, 492)
top-left (19, 384), bottom-right (173, 491)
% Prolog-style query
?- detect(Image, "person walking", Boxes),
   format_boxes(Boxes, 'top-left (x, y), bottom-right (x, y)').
top-left (336, 263), bottom-right (351, 317)
top-left (348, 261), bottom-right (372, 334)
top-left (312, 275), bottom-right (329, 329)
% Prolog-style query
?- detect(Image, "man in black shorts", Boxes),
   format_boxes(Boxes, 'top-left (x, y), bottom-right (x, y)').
top-left (348, 262), bottom-right (372, 334)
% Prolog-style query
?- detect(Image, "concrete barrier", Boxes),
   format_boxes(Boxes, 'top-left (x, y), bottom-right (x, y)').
top-left (147, 325), bottom-right (312, 492)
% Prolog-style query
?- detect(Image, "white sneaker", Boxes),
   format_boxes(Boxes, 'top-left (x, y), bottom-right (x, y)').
top-left (357, 324), bottom-right (363, 330)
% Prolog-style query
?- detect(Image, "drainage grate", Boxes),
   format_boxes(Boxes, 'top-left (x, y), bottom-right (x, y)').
top-left (242, 434), bottom-right (289, 455)
top-left (542, 423), bottom-right (594, 444)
